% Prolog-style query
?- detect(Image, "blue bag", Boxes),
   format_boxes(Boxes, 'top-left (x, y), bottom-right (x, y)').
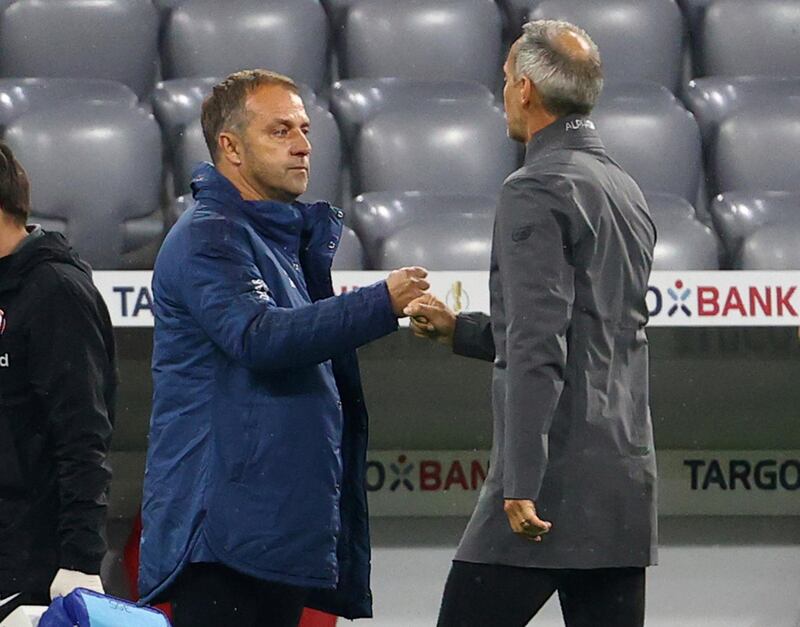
top-left (39, 588), bottom-right (170, 627)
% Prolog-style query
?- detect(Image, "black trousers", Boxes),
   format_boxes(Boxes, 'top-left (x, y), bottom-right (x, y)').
top-left (170, 562), bottom-right (309, 627)
top-left (437, 560), bottom-right (645, 627)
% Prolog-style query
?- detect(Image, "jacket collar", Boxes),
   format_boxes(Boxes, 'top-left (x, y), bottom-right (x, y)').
top-left (190, 162), bottom-right (342, 258)
top-left (0, 229), bottom-right (90, 294)
top-left (524, 113), bottom-right (605, 165)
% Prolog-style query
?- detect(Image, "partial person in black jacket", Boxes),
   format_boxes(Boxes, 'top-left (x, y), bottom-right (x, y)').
top-left (406, 20), bottom-right (657, 627)
top-left (0, 142), bottom-right (116, 618)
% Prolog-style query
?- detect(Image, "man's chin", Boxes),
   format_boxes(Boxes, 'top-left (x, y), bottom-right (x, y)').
top-left (507, 127), bottom-right (526, 144)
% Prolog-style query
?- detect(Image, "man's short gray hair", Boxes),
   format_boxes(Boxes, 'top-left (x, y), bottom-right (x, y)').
top-left (515, 19), bottom-right (603, 117)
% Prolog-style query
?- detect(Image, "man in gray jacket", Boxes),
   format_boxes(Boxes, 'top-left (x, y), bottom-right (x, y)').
top-left (406, 19), bottom-right (657, 627)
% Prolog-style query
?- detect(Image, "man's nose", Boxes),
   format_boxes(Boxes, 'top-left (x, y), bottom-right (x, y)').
top-left (291, 130), bottom-right (312, 157)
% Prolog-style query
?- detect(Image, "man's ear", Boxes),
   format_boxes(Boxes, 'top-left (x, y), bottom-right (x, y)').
top-left (218, 132), bottom-right (243, 167)
top-left (520, 75), bottom-right (533, 108)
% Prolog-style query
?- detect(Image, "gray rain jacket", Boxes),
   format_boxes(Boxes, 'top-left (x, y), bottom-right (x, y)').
top-left (453, 115), bottom-right (658, 569)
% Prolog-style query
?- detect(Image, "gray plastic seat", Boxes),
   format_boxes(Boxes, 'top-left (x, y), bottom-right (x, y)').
top-left (500, 0), bottom-right (535, 35)
top-left (677, 0), bottom-right (716, 75)
top-left (678, 0), bottom-right (713, 33)
top-left (685, 77), bottom-right (800, 145)
top-left (0, 78), bottom-right (139, 133)
top-left (152, 0), bottom-right (183, 9)
top-left (4, 102), bottom-right (163, 269)
top-left (163, 0), bottom-right (329, 93)
top-left (711, 192), bottom-right (800, 267)
top-left (332, 227), bottom-right (366, 270)
top-left (330, 79), bottom-right (495, 149)
top-left (740, 222), bottom-right (800, 270)
top-left (376, 213), bottom-right (494, 271)
top-left (0, 0), bottom-right (158, 98)
top-left (700, 0), bottom-right (800, 77)
top-left (351, 192), bottom-right (497, 267)
top-left (648, 193), bottom-right (721, 271)
top-left (321, 0), bottom-right (353, 29)
top-left (712, 107), bottom-right (800, 196)
top-left (341, 0), bottom-right (502, 88)
top-left (152, 79), bottom-right (339, 203)
top-left (170, 194), bottom-right (193, 226)
top-left (593, 82), bottom-right (703, 206)
top-left (354, 99), bottom-right (518, 197)
top-left (529, 0), bottom-right (684, 93)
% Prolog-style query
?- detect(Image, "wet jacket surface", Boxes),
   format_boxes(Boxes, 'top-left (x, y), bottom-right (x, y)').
top-left (454, 116), bottom-right (659, 569)
top-left (139, 164), bottom-right (397, 617)
top-left (0, 231), bottom-right (115, 593)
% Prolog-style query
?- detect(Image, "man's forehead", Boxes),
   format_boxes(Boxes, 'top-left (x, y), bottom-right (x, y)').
top-left (245, 85), bottom-right (309, 123)
top-left (505, 40), bottom-right (520, 71)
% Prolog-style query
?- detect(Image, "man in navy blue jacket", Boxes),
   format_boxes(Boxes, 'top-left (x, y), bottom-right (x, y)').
top-left (139, 70), bottom-right (428, 627)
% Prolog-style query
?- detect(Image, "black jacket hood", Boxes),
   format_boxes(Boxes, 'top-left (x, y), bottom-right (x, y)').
top-left (0, 230), bottom-right (91, 292)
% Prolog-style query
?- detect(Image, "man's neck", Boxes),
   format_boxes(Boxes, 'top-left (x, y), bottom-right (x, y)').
top-left (216, 163), bottom-right (277, 202)
top-left (525, 110), bottom-right (559, 143)
top-left (0, 223), bottom-right (29, 259)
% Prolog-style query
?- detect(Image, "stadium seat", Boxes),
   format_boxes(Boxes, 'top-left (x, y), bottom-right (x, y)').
top-left (332, 226), bottom-right (367, 270)
top-left (529, 0), bottom-right (685, 93)
top-left (330, 79), bottom-right (495, 150)
top-left (162, 0), bottom-right (329, 93)
top-left (321, 0), bottom-right (352, 30)
top-left (354, 99), bottom-right (518, 197)
top-left (152, 79), bottom-right (339, 203)
top-left (169, 194), bottom-right (192, 226)
top-left (351, 192), bottom-right (497, 267)
top-left (592, 82), bottom-right (703, 206)
top-left (340, 0), bottom-right (503, 88)
top-left (739, 223), bottom-right (800, 270)
top-left (711, 192), bottom-right (800, 266)
top-left (647, 193), bottom-right (721, 270)
top-left (0, 0), bottom-right (159, 99)
top-left (500, 0), bottom-right (535, 36)
top-left (700, 0), bottom-right (800, 77)
top-left (678, 0), bottom-right (713, 33)
top-left (152, 0), bottom-right (183, 10)
top-left (375, 213), bottom-right (494, 271)
top-left (712, 107), bottom-right (800, 195)
top-left (685, 77), bottom-right (800, 145)
top-left (676, 0), bottom-right (714, 74)
top-left (4, 102), bottom-right (163, 269)
top-left (0, 78), bottom-right (139, 132)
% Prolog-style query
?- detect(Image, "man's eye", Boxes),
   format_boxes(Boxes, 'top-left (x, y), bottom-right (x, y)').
top-left (301, 128), bottom-right (310, 136)
top-left (274, 128), bottom-right (288, 137)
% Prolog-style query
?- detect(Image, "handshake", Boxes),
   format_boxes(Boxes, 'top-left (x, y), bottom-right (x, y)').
top-left (385, 267), bottom-right (456, 345)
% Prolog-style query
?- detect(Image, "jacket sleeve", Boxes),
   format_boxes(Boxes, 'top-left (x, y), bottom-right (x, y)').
top-left (496, 176), bottom-right (576, 501)
top-left (181, 216), bottom-right (398, 371)
top-left (453, 312), bottom-right (495, 362)
top-left (27, 272), bottom-right (114, 574)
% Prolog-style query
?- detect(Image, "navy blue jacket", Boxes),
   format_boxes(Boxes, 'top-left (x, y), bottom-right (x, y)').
top-left (139, 164), bottom-right (397, 618)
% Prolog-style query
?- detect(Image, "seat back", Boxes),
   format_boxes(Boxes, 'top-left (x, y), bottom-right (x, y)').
top-left (0, 0), bottom-right (158, 98)
top-left (341, 0), bottom-right (503, 88)
top-left (5, 102), bottom-right (162, 269)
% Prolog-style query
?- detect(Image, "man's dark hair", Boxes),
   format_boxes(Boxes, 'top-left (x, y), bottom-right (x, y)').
top-left (201, 69), bottom-right (299, 163)
top-left (0, 142), bottom-right (30, 227)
